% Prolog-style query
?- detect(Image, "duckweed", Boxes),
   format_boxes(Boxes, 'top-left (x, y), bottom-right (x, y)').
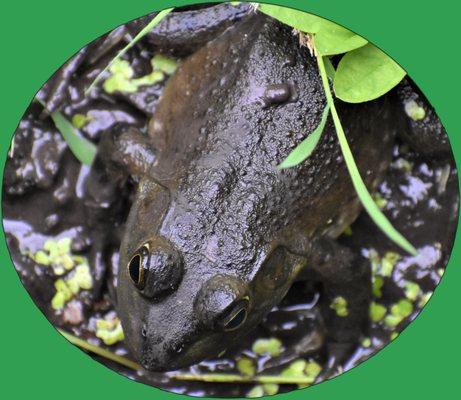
top-left (246, 385), bottom-right (265, 398)
top-left (404, 100), bottom-right (426, 121)
top-left (404, 281), bottom-right (421, 301)
top-left (152, 54), bottom-right (178, 75)
top-left (237, 357), bottom-right (256, 377)
top-left (373, 192), bottom-right (388, 210)
top-left (280, 359), bottom-right (321, 388)
top-left (419, 291), bottom-right (433, 307)
top-left (330, 296), bottom-right (348, 317)
top-left (369, 250), bottom-right (401, 278)
top-left (370, 302), bottom-right (387, 322)
top-left (29, 237), bottom-right (87, 276)
top-left (381, 251), bottom-right (401, 277)
top-left (384, 299), bottom-right (413, 328)
top-left (252, 338), bottom-right (282, 357)
top-left (96, 317), bottom-right (125, 345)
top-left (245, 383), bottom-right (280, 397)
top-left (104, 55), bottom-right (177, 94)
top-left (51, 264), bottom-right (93, 310)
top-left (71, 113), bottom-right (93, 129)
top-left (372, 276), bottom-right (384, 298)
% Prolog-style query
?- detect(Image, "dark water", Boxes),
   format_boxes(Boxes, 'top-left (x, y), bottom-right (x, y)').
top-left (2, 10), bottom-right (459, 398)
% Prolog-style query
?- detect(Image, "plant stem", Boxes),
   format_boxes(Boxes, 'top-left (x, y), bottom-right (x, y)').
top-left (59, 330), bottom-right (315, 385)
top-left (85, 8), bottom-right (174, 95)
top-left (169, 373), bottom-right (314, 385)
top-left (58, 329), bottom-right (141, 370)
top-left (316, 55), bottom-right (417, 255)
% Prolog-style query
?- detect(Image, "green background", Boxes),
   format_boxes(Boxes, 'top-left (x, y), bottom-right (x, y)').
top-left (0, 0), bottom-right (458, 398)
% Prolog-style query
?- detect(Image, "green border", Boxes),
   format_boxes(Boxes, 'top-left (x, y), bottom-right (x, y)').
top-left (0, 1), bottom-right (459, 399)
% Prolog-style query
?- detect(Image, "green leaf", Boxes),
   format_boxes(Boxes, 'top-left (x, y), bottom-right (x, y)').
top-left (36, 96), bottom-right (97, 165)
top-left (48, 109), bottom-right (97, 165)
top-left (258, 4), bottom-right (367, 55)
top-left (324, 57), bottom-right (336, 80)
top-left (277, 104), bottom-right (330, 169)
top-left (334, 43), bottom-right (406, 103)
top-left (86, 8), bottom-right (174, 94)
top-left (317, 56), bottom-right (417, 255)
top-left (315, 25), bottom-right (368, 56)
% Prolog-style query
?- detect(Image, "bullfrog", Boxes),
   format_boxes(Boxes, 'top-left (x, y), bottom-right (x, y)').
top-left (86, 12), bottom-right (398, 371)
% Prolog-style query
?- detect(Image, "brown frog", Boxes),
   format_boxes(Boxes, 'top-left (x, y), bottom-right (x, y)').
top-left (87, 12), bottom-right (398, 371)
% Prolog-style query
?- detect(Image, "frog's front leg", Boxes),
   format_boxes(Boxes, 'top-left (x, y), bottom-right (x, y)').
top-left (84, 124), bottom-right (156, 208)
top-left (83, 124), bottom-right (157, 299)
top-left (300, 238), bottom-right (371, 363)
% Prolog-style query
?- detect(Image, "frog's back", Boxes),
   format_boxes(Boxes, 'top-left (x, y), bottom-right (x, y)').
top-left (150, 13), bottom-right (396, 263)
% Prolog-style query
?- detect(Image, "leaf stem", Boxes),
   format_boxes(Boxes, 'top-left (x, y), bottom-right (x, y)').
top-left (85, 8), bottom-right (174, 95)
top-left (169, 373), bottom-right (314, 385)
top-left (58, 329), bottom-right (141, 370)
top-left (316, 55), bottom-right (417, 255)
top-left (59, 330), bottom-right (315, 385)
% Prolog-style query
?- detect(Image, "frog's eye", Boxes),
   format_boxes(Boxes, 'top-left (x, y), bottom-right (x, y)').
top-left (220, 298), bottom-right (249, 332)
top-left (127, 244), bottom-right (150, 289)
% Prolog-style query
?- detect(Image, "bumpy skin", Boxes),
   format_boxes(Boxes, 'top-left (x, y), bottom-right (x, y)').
top-left (116, 14), bottom-right (397, 371)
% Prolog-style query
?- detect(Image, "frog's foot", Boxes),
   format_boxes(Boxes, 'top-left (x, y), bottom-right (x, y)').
top-left (300, 237), bottom-right (371, 348)
top-left (261, 308), bottom-right (325, 371)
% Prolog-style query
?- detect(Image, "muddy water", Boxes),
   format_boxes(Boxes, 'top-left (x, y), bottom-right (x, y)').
top-left (2, 13), bottom-right (459, 398)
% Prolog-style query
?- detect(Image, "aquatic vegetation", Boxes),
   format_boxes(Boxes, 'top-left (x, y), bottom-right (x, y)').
top-left (103, 54), bottom-right (177, 94)
top-left (330, 296), bottom-right (349, 317)
top-left (95, 317), bottom-right (125, 345)
top-left (252, 338), bottom-right (282, 357)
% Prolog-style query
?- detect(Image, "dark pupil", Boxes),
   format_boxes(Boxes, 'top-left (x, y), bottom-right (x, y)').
top-left (128, 254), bottom-right (142, 285)
top-left (224, 308), bottom-right (246, 331)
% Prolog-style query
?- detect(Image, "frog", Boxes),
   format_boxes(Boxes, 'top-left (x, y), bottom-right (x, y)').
top-left (85, 12), bottom-right (399, 371)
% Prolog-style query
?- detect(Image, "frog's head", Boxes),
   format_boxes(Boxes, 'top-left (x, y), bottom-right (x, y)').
top-left (117, 179), bottom-right (304, 371)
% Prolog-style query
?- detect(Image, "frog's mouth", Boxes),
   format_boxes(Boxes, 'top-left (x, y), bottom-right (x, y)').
top-left (139, 333), bottom-right (225, 372)
top-left (138, 312), bottom-right (254, 373)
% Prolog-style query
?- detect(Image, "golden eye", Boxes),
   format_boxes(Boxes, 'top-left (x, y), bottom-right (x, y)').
top-left (223, 308), bottom-right (247, 331)
top-left (127, 244), bottom-right (150, 289)
top-left (221, 298), bottom-right (249, 331)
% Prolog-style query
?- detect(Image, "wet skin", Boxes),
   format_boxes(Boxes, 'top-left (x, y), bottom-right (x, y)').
top-left (88, 13), bottom-right (400, 371)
